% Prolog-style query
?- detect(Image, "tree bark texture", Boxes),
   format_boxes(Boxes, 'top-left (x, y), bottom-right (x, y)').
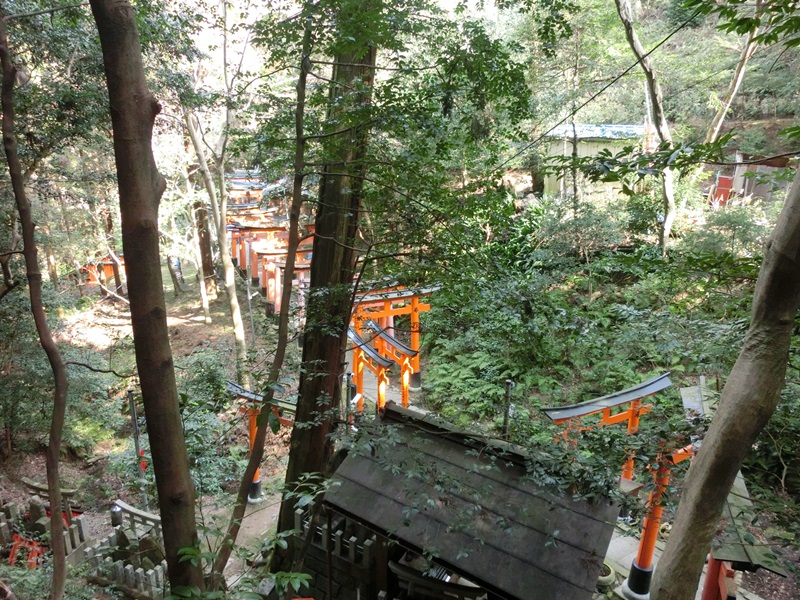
top-left (193, 200), bottom-right (216, 298)
top-left (651, 169), bottom-right (800, 599)
top-left (275, 35), bottom-right (377, 558)
top-left (1, 16), bottom-right (68, 600)
top-left (0, 226), bottom-right (20, 302)
top-left (190, 206), bottom-right (212, 324)
top-left (615, 0), bottom-right (677, 253)
top-left (88, 0), bottom-right (203, 592)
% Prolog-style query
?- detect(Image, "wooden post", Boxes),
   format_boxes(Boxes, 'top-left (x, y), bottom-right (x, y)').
top-left (247, 408), bottom-right (262, 502)
top-left (410, 296), bottom-right (421, 390)
top-left (622, 399), bottom-right (642, 480)
top-left (230, 230), bottom-right (239, 267)
top-left (250, 246), bottom-right (259, 284)
top-left (400, 358), bottom-right (411, 408)
top-left (622, 459), bottom-right (671, 599)
top-left (377, 369), bottom-right (388, 411)
top-left (354, 348), bottom-right (365, 412)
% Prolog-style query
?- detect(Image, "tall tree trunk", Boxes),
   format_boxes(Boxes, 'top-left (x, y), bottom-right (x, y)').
top-left (651, 170), bottom-right (800, 599)
top-left (88, 0), bottom-right (203, 592)
top-left (100, 198), bottom-right (124, 295)
top-left (191, 206), bottom-right (212, 324)
top-left (1, 17), bottom-right (68, 600)
top-left (0, 218), bottom-right (20, 302)
top-left (274, 20), bottom-right (377, 570)
top-left (183, 109), bottom-right (249, 386)
top-left (166, 256), bottom-right (184, 297)
top-left (211, 0), bottom-right (249, 385)
top-left (615, 0), bottom-right (676, 254)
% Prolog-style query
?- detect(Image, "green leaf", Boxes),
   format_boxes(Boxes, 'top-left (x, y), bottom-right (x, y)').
top-left (268, 410), bottom-right (281, 434)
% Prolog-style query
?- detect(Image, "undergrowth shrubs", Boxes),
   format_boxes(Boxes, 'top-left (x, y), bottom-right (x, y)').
top-left (421, 193), bottom-right (800, 524)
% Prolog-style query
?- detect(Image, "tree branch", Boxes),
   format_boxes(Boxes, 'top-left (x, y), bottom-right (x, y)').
top-left (3, 3), bottom-right (88, 22)
top-left (65, 361), bottom-right (134, 379)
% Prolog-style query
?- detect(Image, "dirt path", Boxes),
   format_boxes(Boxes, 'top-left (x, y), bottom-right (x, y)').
top-left (199, 492), bottom-right (283, 586)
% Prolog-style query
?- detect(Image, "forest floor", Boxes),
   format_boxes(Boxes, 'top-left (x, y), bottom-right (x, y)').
top-left (0, 276), bottom-right (294, 593)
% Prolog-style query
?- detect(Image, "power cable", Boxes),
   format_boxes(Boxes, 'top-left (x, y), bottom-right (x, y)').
top-left (495, 7), bottom-right (704, 170)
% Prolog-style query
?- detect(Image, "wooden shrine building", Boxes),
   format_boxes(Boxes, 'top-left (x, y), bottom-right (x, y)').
top-left (294, 403), bottom-right (620, 600)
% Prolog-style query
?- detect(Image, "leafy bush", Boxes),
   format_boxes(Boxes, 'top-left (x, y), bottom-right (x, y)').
top-left (678, 200), bottom-right (777, 257)
top-left (177, 349), bottom-right (229, 414)
top-left (423, 273), bottom-right (569, 423)
top-left (0, 561), bottom-right (116, 600)
top-left (745, 381), bottom-right (800, 534)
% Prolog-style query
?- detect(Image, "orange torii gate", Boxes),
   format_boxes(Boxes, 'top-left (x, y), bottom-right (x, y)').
top-left (226, 380), bottom-right (297, 502)
top-left (256, 245), bottom-right (313, 314)
top-left (540, 372), bottom-right (671, 479)
top-left (541, 374), bottom-right (693, 599)
top-left (351, 286), bottom-right (434, 392)
top-left (347, 328), bottom-right (393, 412)
top-left (364, 319), bottom-right (418, 408)
top-left (228, 224), bottom-right (285, 269)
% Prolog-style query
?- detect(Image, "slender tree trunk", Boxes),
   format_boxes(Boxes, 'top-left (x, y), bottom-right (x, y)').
top-left (274, 20), bottom-right (377, 570)
top-left (0, 219), bottom-right (20, 301)
top-left (216, 165), bottom-right (250, 387)
top-left (209, 0), bottom-right (250, 385)
top-left (209, 28), bottom-right (314, 585)
top-left (166, 256), bottom-right (184, 297)
top-left (183, 109), bottom-right (250, 386)
top-left (659, 167), bottom-right (676, 248)
top-left (704, 15), bottom-right (760, 145)
top-left (1, 17), bottom-right (68, 600)
top-left (191, 207), bottom-right (212, 324)
top-left (181, 162), bottom-right (211, 322)
top-left (100, 200), bottom-right (125, 295)
top-left (89, 0), bottom-right (203, 592)
top-left (615, 0), bottom-right (676, 253)
top-left (194, 200), bottom-right (216, 299)
top-left (652, 169), bottom-right (800, 598)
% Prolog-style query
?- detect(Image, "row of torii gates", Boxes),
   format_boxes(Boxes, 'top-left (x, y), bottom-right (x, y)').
top-left (226, 189), bottom-right (432, 407)
top-left (226, 174), bottom-right (434, 503)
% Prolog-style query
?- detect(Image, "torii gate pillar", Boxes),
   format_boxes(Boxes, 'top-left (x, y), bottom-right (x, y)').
top-left (410, 296), bottom-right (422, 390)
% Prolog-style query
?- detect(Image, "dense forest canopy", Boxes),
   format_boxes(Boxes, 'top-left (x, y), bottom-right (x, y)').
top-left (0, 0), bottom-right (799, 599)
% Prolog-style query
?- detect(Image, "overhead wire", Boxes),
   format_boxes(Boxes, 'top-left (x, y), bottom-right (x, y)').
top-left (495, 6), bottom-right (705, 170)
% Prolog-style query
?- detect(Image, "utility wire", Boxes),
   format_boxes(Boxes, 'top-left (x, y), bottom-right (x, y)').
top-left (495, 7), bottom-right (705, 170)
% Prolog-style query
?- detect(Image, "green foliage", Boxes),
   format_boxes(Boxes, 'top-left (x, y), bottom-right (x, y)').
top-left (0, 561), bottom-right (118, 600)
top-left (0, 290), bottom-right (126, 456)
top-left (679, 200), bottom-right (777, 257)
top-left (177, 388), bottom-right (246, 496)
top-left (496, 0), bottom-right (578, 57)
top-left (424, 273), bottom-right (563, 423)
top-left (0, 292), bottom-right (52, 448)
top-left (622, 182), bottom-right (660, 239)
top-left (178, 349), bottom-right (229, 414)
top-left (110, 348), bottom-right (244, 497)
top-left (688, 0), bottom-right (800, 48)
top-left (545, 137), bottom-right (732, 194)
top-left (744, 381), bottom-right (800, 538)
top-left (667, 0), bottom-right (705, 28)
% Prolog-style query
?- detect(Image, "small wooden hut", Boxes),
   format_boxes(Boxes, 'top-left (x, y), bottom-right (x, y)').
top-left (292, 403), bottom-right (620, 599)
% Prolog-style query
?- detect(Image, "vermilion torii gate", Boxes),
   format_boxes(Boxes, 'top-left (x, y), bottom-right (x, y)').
top-left (349, 287), bottom-right (434, 411)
